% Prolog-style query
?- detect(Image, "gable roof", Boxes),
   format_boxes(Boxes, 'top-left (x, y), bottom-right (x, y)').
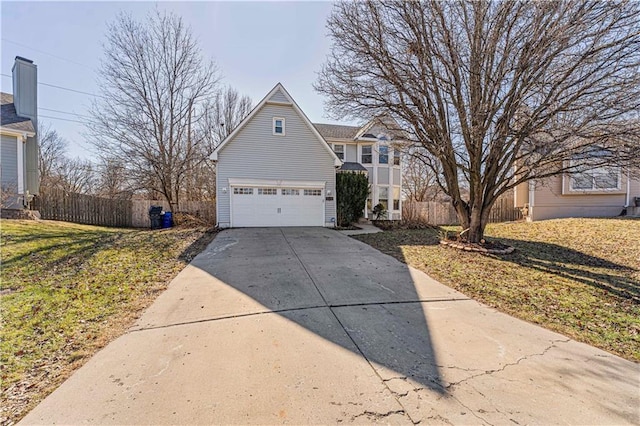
top-left (211, 83), bottom-right (342, 167)
top-left (1, 92), bottom-right (35, 134)
top-left (313, 123), bottom-right (361, 140)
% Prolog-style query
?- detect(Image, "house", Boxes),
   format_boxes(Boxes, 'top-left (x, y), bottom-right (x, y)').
top-left (514, 163), bottom-right (640, 221)
top-left (1, 56), bottom-right (39, 210)
top-left (314, 116), bottom-right (403, 220)
top-left (212, 83), bottom-right (341, 228)
top-left (212, 83), bottom-right (405, 228)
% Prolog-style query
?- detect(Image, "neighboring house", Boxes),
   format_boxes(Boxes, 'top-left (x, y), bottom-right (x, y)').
top-left (314, 117), bottom-right (403, 220)
top-left (514, 160), bottom-right (640, 221)
top-left (212, 83), bottom-right (341, 228)
top-left (1, 56), bottom-right (39, 209)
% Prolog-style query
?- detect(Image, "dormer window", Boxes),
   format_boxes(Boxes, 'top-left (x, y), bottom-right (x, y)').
top-left (273, 117), bottom-right (285, 135)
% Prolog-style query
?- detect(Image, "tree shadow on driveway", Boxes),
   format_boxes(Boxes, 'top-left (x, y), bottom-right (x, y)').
top-left (170, 227), bottom-right (456, 396)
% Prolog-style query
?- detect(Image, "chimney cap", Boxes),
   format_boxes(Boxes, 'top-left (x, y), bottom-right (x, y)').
top-left (15, 56), bottom-right (34, 64)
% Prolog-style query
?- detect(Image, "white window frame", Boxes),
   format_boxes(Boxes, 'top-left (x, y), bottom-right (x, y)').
top-left (568, 158), bottom-right (621, 192)
top-left (273, 117), bottom-right (285, 136)
top-left (393, 150), bottom-right (400, 166)
top-left (333, 144), bottom-right (345, 160)
top-left (379, 145), bottom-right (389, 164)
top-left (361, 145), bottom-right (372, 164)
top-left (233, 187), bottom-right (253, 195)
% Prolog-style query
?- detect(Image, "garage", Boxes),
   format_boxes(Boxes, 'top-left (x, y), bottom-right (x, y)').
top-left (230, 179), bottom-right (325, 227)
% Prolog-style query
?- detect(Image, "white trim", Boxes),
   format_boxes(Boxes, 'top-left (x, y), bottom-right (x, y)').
top-left (273, 117), bottom-right (285, 136)
top-left (0, 127), bottom-right (35, 138)
top-left (228, 178), bottom-right (326, 188)
top-left (625, 169), bottom-right (631, 207)
top-left (211, 83), bottom-right (342, 167)
top-left (528, 180), bottom-right (535, 221)
top-left (266, 100), bottom-right (292, 107)
top-left (16, 137), bottom-right (24, 194)
top-left (332, 143), bottom-right (345, 161)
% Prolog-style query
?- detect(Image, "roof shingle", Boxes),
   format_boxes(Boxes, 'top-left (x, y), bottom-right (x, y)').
top-left (313, 123), bottom-right (361, 140)
top-left (1, 92), bottom-right (35, 133)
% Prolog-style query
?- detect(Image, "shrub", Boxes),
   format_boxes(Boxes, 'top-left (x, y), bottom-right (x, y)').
top-left (336, 172), bottom-right (369, 227)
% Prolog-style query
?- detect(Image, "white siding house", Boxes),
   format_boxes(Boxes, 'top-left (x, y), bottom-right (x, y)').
top-left (212, 83), bottom-right (341, 228)
top-left (315, 118), bottom-right (404, 220)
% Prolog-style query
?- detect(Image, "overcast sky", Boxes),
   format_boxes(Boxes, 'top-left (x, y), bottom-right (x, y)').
top-left (1, 1), bottom-right (354, 159)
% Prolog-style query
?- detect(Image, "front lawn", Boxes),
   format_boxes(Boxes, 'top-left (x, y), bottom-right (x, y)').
top-left (354, 218), bottom-right (640, 362)
top-left (0, 220), bottom-right (217, 425)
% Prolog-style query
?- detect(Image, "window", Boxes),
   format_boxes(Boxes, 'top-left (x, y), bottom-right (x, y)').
top-left (570, 167), bottom-right (620, 191)
top-left (379, 146), bottom-right (388, 164)
top-left (273, 117), bottom-right (285, 135)
top-left (393, 150), bottom-right (400, 166)
top-left (258, 188), bottom-right (277, 195)
top-left (361, 145), bottom-right (372, 164)
top-left (282, 189), bottom-right (300, 196)
top-left (393, 187), bottom-right (401, 210)
top-left (569, 149), bottom-right (621, 191)
top-left (233, 187), bottom-right (253, 195)
top-left (304, 189), bottom-right (322, 196)
top-left (333, 144), bottom-right (345, 160)
top-left (378, 187), bottom-right (388, 210)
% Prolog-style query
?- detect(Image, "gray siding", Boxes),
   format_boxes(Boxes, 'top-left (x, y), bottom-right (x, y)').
top-left (393, 168), bottom-right (401, 185)
top-left (12, 59), bottom-right (37, 121)
top-left (268, 89), bottom-right (289, 104)
top-left (25, 135), bottom-right (39, 195)
top-left (378, 168), bottom-right (390, 184)
top-left (1, 135), bottom-right (19, 186)
top-left (217, 103), bottom-right (336, 226)
top-left (1, 135), bottom-right (21, 207)
top-left (346, 144), bottom-right (357, 162)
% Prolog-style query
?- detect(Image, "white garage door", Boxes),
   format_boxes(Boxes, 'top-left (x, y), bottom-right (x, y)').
top-left (231, 186), bottom-right (324, 227)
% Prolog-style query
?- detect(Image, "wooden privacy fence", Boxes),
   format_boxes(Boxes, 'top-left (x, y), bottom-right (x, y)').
top-left (131, 200), bottom-right (216, 227)
top-left (34, 189), bottom-right (216, 228)
top-left (403, 195), bottom-right (522, 226)
top-left (34, 188), bottom-right (132, 227)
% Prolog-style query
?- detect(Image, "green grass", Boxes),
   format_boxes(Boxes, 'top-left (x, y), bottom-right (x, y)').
top-left (354, 218), bottom-right (640, 362)
top-left (0, 220), bottom-right (216, 425)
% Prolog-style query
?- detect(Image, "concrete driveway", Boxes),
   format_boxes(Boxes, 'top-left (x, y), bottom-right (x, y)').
top-left (22, 227), bottom-right (639, 425)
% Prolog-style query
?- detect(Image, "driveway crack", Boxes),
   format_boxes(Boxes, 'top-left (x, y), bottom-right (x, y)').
top-left (280, 229), bottom-right (419, 425)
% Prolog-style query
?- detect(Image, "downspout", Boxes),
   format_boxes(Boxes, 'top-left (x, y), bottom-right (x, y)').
top-left (625, 168), bottom-right (631, 207)
top-left (528, 180), bottom-right (535, 221)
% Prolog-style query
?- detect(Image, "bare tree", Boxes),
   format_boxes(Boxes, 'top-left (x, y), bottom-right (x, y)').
top-left (53, 157), bottom-right (96, 194)
top-left (184, 86), bottom-right (253, 200)
top-left (403, 148), bottom-right (442, 202)
top-left (94, 158), bottom-right (132, 199)
top-left (38, 122), bottom-right (68, 190)
top-left (89, 10), bottom-right (220, 210)
top-left (202, 86), bottom-right (253, 146)
top-left (316, 1), bottom-right (640, 242)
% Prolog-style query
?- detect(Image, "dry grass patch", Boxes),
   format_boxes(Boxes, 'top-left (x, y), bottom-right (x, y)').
top-left (354, 218), bottom-right (640, 362)
top-left (0, 220), bottom-right (217, 425)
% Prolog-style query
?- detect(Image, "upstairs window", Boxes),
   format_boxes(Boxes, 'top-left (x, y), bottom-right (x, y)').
top-left (393, 150), bottom-right (400, 166)
top-left (273, 117), bottom-right (285, 135)
top-left (333, 144), bottom-right (345, 160)
top-left (361, 145), bottom-right (372, 164)
top-left (379, 146), bottom-right (389, 164)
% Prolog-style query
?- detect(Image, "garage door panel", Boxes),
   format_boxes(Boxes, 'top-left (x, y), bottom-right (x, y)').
top-left (231, 186), bottom-right (324, 227)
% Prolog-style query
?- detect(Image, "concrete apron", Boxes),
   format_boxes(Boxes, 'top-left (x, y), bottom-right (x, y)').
top-left (21, 228), bottom-right (639, 425)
